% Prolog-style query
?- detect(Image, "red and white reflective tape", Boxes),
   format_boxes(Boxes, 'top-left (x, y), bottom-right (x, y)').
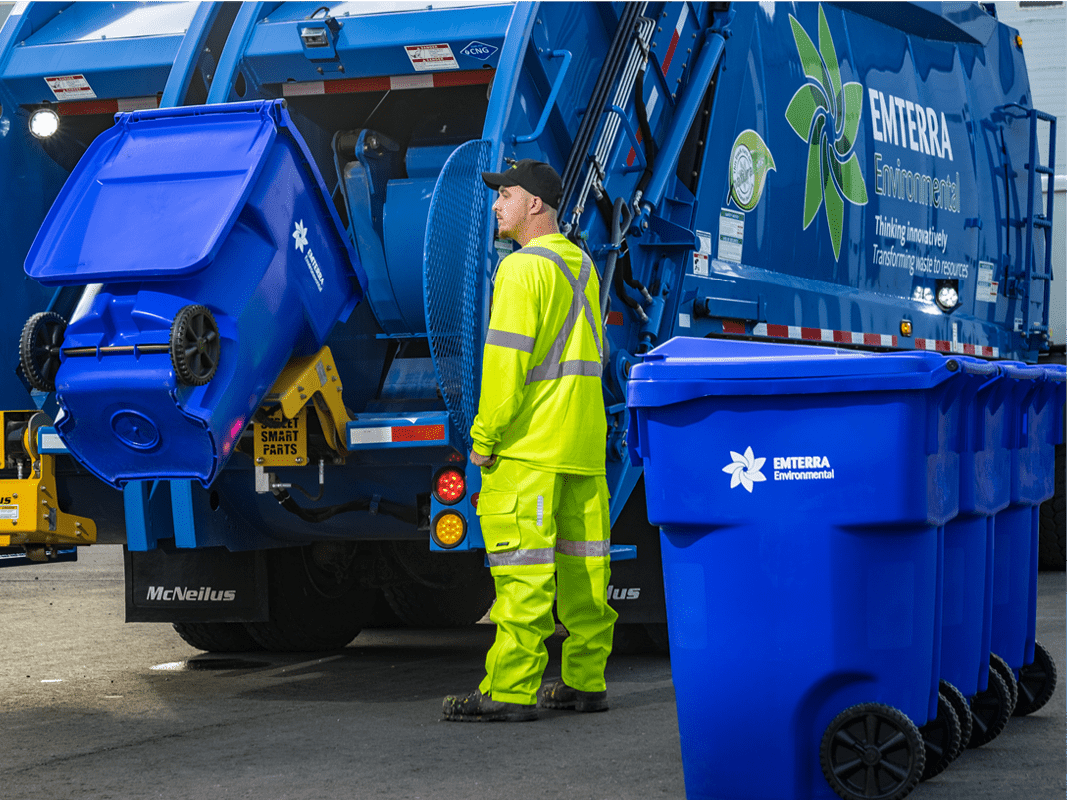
top-left (349, 424), bottom-right (445, 446)
top-left (753, 322), bottom-right (898, 348)
top-left (661, 4), bottom-right (689, 74)
top-left (626, 6), bottom-right (686, 167)
top-left (915, 339), bottom-right (999, 358)
top-left (282, 69), bottom-right (493, 98)
top-left (56, 96), bottom-right (160, 116)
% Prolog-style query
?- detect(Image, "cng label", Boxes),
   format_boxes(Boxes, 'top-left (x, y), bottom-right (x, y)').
top-left (461, 41), bottom-right (498, 61)
top-left (723, 447), bottom-right (835, 491)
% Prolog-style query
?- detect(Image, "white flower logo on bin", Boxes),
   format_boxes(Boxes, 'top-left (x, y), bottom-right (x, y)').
top-left (722, 447), bottom-right (767, 493)
top-left (292, 220), bottom-right (309, 253)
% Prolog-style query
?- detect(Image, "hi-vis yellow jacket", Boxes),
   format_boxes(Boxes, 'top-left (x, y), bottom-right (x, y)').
top-left (470, 233), bottom-right (607, 476)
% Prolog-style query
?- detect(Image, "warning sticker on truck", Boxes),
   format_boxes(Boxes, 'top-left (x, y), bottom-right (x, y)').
top-left (718, 209), bottom-right (744, 263)
top-left (975, 262), bottom-right (997, 304)
top-left (45, 74), bottom-right (97, 101)
top-left (0, 505), bottom-right (18, 522)
top-left (405, 44), bottom-right (459, 72)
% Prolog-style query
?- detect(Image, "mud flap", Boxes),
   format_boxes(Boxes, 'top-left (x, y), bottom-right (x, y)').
top-left (608, 478), bottom-right (667, 625)
top-left (125, 543), bottom-right (268, 623)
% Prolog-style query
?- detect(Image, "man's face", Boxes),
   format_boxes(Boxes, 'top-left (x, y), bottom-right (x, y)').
top-left (492, 185), bottom-right (533, 241)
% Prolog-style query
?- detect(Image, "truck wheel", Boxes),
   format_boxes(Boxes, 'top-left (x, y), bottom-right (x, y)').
top-left (245, 544), bottom-right (370, 651)
top-left (381, 543), bottom-right (495, 627)
top-left (612, 623), bottom-right (670, 655)
top-left (172, 622), bottom-right (262, 653)
top-left (383, 574), bottom-right (495, 627)
top-left (20, 311), bottom-right (66, 392)
top-left (1038, 445), bottom-right (1065, 571)
top-left (1013, 640), bottom-right (1057, 716)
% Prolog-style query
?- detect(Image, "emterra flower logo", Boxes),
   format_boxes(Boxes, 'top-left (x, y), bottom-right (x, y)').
top-left (722, 447), bottom-right (766, 493)
top-left (785, 5), bottom-right (867, 260)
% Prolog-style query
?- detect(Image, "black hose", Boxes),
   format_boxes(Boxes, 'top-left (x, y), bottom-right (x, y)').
top-left (273, 489), bottom-right (417, 525)
top-left (559, 2), bottom-right (643, 218)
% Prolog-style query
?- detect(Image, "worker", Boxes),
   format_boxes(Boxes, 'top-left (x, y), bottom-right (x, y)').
top-left (442, 159), bottom-right (618, 722)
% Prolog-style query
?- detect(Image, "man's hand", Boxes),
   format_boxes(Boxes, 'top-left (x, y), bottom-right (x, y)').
top-left (470, 450), bottom-right (497, 468)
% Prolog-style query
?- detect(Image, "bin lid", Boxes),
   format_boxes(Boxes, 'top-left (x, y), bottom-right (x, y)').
top-left (627, 336), bottom-right (976, 408)
top-left (26, 101), bottom-right (303, 285)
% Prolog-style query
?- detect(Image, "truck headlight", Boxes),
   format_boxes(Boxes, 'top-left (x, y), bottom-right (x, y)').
top-left (29, 108), bottom-right (60, 139)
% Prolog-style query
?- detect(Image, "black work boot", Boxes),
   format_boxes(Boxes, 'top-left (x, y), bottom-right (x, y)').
top-left (537, 678), bottom-right (609, 712)
top-left (441, 690), bottom-right (538, 722)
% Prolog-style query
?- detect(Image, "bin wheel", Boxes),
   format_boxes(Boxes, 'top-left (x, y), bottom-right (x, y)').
top-left (170, 304), bottom-right (219, 386)
top-left (20, 311), bottom-right (66, 392)
top-left (939, 680), bottom-right (972, 754)
top-left (820, 703), bottom-right (924, 800)
top-left (1013, 640), bottom-right (1057, 716)
top-left (989, 652), bottom-right (1018, 714)
top-left (918, 690), bottom-right (962, 781)
top-left (967, 666), bottom-right (1012, 748)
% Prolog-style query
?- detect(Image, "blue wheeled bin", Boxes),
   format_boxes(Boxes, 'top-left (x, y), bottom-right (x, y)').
top-left (989, 363), bottom-right (1064, 718)
top-left (938, 358), bottom-right (1008, 750)
top-left (989, 365), bottom-right (1050, 696)
top-left (626, 337), bottom-right (971, 800)
top-left (22, 100), bottom-right (367, 488)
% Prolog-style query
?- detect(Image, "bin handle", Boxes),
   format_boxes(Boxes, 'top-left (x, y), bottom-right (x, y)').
top-left (513, 49), bottom-right (572, 144)
top-left (954, 359), bottom-right (998, 377)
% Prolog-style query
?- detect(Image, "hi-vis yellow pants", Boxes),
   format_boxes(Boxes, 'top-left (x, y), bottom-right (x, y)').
top-left (476, 458), bottom-right (618, 706)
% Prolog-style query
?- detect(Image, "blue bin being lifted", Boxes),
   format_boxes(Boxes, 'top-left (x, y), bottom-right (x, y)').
top-left (626, 337), bottom-right (976, 800)
top-left (24, 100), bottom-right (367, 488)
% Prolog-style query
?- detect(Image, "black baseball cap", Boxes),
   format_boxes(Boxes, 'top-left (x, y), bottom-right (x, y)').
top-left (481, 159), bottom-right (562, 209)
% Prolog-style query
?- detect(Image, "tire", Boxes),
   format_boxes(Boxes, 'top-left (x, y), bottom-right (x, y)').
top-left (170, 304), bottom-right (220, 386)
top-left (939, 680), bottom-right (972, 754)
top-left (382, 543), bottom-right (495, 628)
top-left (919, 691), bottom-right (962, 781)
top-left (245, 544), bottom-right (370, 651)
top-left (612, 623), bottom-right (670, 655)
top-left (361, 588), bottom-right (406, 629)
top-left (967, 667), bottom-right (1013, 748)
top-left (383, 574), bottom-right (495, 627)
top-left (1013, 640), bottom-right (1057, 716)
top-left (820, 703), bottom-right (924, 800)
top-left (20, 311), bottom-right (66, 392)
top-left (1038, 444), bottom-right (1065, 571)
top-left (173, 622), bottom-right (263, 653)
top-left (989, 652), bottom-right (1018, 714)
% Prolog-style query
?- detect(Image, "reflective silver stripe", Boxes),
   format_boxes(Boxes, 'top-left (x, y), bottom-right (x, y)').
top-left (486, 328), bottom-right (536, 353)
top-left (530, 359), bottom-right (602, 383)
top-left (556, 539), bottom-right (611, 558)
top-left (487, 547), bottom-right (556, 567)
top-left (519, 246), bottom-right (603, 385)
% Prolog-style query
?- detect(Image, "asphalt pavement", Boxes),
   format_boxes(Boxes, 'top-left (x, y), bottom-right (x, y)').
top-left (0, 545), bottom-right (1062, 799)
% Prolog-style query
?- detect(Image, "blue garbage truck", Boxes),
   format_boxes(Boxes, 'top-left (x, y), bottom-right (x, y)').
top-left (0, 0), bottom-right (1058, 664)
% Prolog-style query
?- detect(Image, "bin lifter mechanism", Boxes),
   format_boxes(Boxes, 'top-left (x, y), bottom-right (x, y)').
top-left (0, 411), bottom-right (97, 560)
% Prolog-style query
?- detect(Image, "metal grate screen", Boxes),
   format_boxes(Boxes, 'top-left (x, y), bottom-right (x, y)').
top-left (423, 139), bottom-right (491, 450)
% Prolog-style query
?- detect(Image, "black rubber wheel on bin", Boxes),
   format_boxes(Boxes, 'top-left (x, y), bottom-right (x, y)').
top-left (20, 311), bottom-right (66, 392)
top-left (967, 667), bottom-right (1012, 748)
top-left (939, 680), bottom-right (972, 754)
top-left (820, 703), bottom-right (925, 800)
top-left (989, 652), bottom-right (1018, 714)
top-left (170, 304), bottom-right (219, 386)
top-left (919, 691), bottom-right (962, 781)
top-left (1013, 640), bottom-right (1057, 716)
top-left (173, 622), bottom-right (263, 653)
